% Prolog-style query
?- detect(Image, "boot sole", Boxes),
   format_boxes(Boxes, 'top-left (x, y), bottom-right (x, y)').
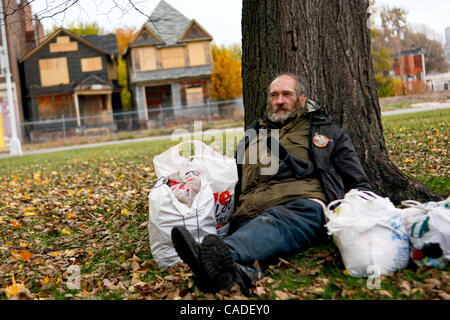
top-left (200, 235), bottom-right (235, 291)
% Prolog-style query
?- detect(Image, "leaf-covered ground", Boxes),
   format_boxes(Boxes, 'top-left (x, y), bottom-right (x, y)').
top-left (0, 109), bottom-right (448, 300)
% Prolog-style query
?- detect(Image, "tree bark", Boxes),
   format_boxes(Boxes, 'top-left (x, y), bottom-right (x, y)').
top-left (241, 0), bottom-right (442, 204)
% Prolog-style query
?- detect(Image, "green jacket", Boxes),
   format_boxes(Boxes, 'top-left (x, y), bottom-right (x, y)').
top-left (231, 108), bottom-right (327, 228)
top-left (231, 101), bottom-right (371, 230)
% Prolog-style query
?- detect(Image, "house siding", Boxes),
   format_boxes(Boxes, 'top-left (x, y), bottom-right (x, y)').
top-left (23, 39), bottom-right (110, 96)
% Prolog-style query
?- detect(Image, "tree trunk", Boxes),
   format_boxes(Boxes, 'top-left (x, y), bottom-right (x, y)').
top-left (241, 0), bottom-right (442, 204)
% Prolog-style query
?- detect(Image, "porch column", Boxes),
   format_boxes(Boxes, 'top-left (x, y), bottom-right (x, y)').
top-left (135, 85), bottom-right (148, 121)
top-left (107, 93), bottom-right (113, 123)
top-left (171, 82), bottom-right (181, 106)
top-left (73, 93), bottom-right (81, 127)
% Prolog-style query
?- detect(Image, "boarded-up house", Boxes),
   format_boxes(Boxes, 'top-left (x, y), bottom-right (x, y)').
top-left (123, 0), bottom-right (213, 127)
top-left (392, 47), bottom-right (426, 82)
top-left (18, 28), bottom-right (121, 141)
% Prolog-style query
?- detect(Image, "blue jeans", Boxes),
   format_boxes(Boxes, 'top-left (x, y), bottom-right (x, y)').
top-left (223, 198), bottom-right (326, 267)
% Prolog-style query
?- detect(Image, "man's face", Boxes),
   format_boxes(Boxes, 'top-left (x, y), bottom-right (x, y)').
top-left (267, 75), bottom-right (306, 124)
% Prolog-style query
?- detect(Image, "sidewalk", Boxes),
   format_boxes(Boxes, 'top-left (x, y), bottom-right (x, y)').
top-left (1, 104), bottom-right (449, 159)
top-left (381, 102), bottom-right (450, 116)
top-left (0, 127), bottom-right (244, 159)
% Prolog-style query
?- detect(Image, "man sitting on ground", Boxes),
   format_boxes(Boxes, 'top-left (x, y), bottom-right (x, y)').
top-left (171, 73), bottom-right (372, 294)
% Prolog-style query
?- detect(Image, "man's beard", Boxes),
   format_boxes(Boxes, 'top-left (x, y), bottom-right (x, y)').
top-left (266, 105), bottom-right (298, 124)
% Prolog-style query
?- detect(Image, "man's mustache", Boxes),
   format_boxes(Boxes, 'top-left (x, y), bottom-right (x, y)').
top-left (273, 105), bottom-right (288, 112)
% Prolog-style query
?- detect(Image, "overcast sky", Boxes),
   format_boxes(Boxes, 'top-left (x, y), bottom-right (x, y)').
top-left (30, 0), bottom-right (243, 46)
top-left (30, 0), bottom-right (449, 45)
top-left (375, 0), bottom-right (450, 42)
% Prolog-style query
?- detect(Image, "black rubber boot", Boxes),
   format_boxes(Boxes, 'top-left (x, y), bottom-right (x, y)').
top-left (171, 226), bottom-right (217, 293)
top-left (200, 234), bottom-right (256, 295)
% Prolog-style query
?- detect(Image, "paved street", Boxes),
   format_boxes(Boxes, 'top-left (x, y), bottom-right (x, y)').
top-left (381, 102), bottom-right (450, 116)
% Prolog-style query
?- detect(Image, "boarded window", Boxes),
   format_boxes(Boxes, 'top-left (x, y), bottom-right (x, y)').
top-left (139, 47), bottom-right (157, 71)
top-left (39, 57), bottom-right (70, 87)
top-left (81, 57), bottom-right (103, 72)
top-left (187, 42), bottom-right (206, 66)
top-left (132, 47), bottom-right (157, 71)
top-left (161, 47), bottom-right (185, 69)
top-left (49, 36), bottom-right (78, 53)
top-left (37, 94), bottom-right (75, 120)
top-left (185, 86), bottom-right (204, 106)
top-left (108, 62), bottom-right (118, 80)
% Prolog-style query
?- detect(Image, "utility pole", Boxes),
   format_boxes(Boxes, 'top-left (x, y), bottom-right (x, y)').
top-left (0, 0), bottom-right (22, 155)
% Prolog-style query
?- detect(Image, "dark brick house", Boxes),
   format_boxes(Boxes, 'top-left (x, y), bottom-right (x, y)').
top-left (18, 28), bottom-right (122, 141)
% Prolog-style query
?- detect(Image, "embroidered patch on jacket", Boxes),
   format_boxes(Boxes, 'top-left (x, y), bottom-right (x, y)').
top-left (313, 133), bottom-right (329, 148)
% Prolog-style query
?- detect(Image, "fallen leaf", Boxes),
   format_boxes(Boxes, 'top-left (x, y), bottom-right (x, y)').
top-left (399, 280), bottom-right (411, 292)
top-left (438, 292), bottom-right (450, 300)
top-left (11, 220), bottom-right (21, 228)
top-left (103, 279), bottom-right (117, 290)
top-left (4, 275), bottom-right (25, 298)
top-left (311, 287), bottom-right (325, 295)
top-left (139, 221), bottom-right (148, 229)
top-left (253, 286), bottom-right (268, 297)
top-left (424, 278), bottom-right (441, 289)
top-left (19, 249), bottom-right (32, 262)
top-left (378, 290), bottom-right (393, 298)
top-left (121, 208), bottom-right (131, 215)
top-left (64, 249), bottom-right (77, 257)
top-left (84, 226), bottom-right (96, 236)
top-left (67, 213), bottom-right (77, 219)
top-left (274, 290), bottom-right (289, 300)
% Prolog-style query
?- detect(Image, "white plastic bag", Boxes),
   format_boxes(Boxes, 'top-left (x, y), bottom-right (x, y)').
top-left (153, 140), bottom-right (238, 237)
top-left (325, 189), bottom-right (410, 277)
top-left (401, 197), bottom-right (450, 268)
top-left (148, 173), bottom-right (217, 267)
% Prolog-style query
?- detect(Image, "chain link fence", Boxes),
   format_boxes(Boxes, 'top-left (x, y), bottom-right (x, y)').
top-left (21, 98), bottom-right (244, 143)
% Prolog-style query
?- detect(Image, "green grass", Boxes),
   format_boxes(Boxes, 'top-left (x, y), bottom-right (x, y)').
top-left (382, 108), bottom-right (449, 196)
top-left (0, 110), bottom-right (448, 300)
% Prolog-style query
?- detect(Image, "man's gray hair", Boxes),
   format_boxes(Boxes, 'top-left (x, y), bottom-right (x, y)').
top-left (267, 73), bottom-right (307, 103)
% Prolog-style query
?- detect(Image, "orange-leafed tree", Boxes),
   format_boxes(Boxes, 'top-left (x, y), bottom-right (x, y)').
top-left (115, 26), bottom-right (137, 110)
top-left (209, 43), bottom-right (243, 101)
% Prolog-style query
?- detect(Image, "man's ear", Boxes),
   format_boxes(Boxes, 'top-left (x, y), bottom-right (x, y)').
top-left (299, 94), bottom-right (307, 108)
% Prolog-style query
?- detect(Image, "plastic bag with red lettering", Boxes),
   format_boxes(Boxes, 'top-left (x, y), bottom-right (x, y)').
top-left (153, 140), bottom-right (238, 237)
top-left (148, 171), bottom-right (217, 267)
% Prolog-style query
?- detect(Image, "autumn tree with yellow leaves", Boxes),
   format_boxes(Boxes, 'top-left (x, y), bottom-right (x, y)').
top-left (115, 27), bottom-right (137, 110)
top-left (209, 43), bottom-right (242, 101)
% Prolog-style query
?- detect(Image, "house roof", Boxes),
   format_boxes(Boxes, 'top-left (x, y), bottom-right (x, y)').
top-left (146, 0), bottom-right (191, 46)
top-left (19, 28), bottom-right (118, 63)
top-left (82, 34), bottom-right (119, 57)
top-left (123, 1), bottom-right (212, 57)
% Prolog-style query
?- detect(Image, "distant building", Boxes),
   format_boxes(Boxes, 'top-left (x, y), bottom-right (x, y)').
top-left (426, 72), bottom-right (450, 92)
top-left (0, 0), bottom-right (44, 143)
top-left (444, 26), bottom-right (450, 68)
top-left (392, 47), bottom-right (426, 82)
top-left (123, 0), bottom-right (214, 128)
top-left (445, 26), bottom-right (450, 45)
